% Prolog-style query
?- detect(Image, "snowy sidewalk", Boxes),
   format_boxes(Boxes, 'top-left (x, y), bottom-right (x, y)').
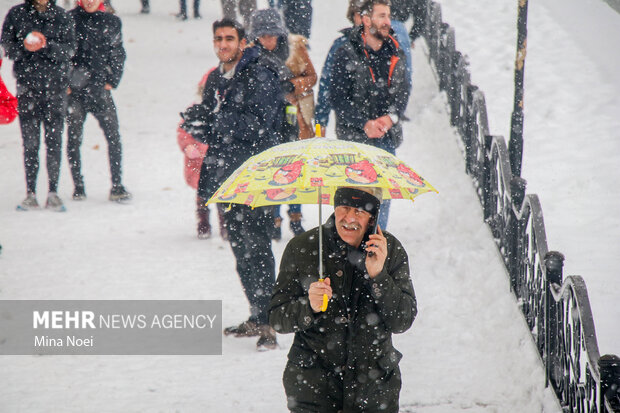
top-left (0, 1), bottom-right (560, 411)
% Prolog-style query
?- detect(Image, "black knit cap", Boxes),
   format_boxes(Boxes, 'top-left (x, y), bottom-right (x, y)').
top-left (334, 187), bottom-right (381, 218)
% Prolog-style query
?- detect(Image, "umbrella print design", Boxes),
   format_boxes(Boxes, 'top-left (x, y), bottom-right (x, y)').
top-left (345, 160), bottom-right (378, 185)
top-left (270, 160), bottom-right (304, 186)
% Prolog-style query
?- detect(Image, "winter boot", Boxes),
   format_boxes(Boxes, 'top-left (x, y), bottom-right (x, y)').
top-left (17, 192), bottom-right (39, 211)
top-left (272, 216), bottom-right (283, 241)
top-left (176, 12), bottom-right (188, 20)
top-left (72, 184), bottom-right (86, 201)
top-left (109, 184), bottom-right (132, 203)
top-left (288, 212), bottom-right (305, 236)
top-left (256, 325), bottom-right (277, 351)
top-left (224, 319), bottom-right (260, 337)
top-left (196, 197), bottom-right (211, 239)
top-left (45, 192), bottom-right (66, 212)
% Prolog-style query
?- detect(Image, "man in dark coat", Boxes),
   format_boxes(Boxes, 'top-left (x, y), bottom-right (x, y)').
top-left (329, 0), bottom-right (409, 230)
top-left (181, 18), bottom-right (282, 350)
top-left (270, 187), bottom-right (417, 413)
top-left (1, 0), bottom-right (76, 211)
top-left (66, 0), bottom-right (130, 202)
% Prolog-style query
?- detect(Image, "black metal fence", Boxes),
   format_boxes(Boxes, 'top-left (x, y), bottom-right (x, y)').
top-left (418, 1), bottom-right (620, 411)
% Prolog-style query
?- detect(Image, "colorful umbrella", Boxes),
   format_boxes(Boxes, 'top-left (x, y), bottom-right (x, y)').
top-left (207, 137), bottom-right (437, 310)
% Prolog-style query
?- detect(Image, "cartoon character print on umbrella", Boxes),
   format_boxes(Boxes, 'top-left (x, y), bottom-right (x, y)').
top-left (397, 164), bottom-right (425, 187)
top-left (271, 160), bottom-right (305, 186)
top-left (265, 188), bottom-right (297, 202)
top-left (345, 160), bottom-right (378, 185)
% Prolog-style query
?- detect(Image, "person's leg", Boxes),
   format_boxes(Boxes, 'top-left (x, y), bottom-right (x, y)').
top-left (391, 19), bottom-right (412, 93)
top-left (238, 0), bottom-right (256, 29)
top-left (18, 101), bottom-right (42, 196)
top-left (66, 94), bottom-right (88, 192)
top-left (282, 0), bottom-right (312, 38)
top-left (178, 0), bottom-right (187, 18)
top-left (92, 91), bottom-right (123, 187)
top-left (288, 204), bottom-right (304, 236)
top-left (141, 0), bottom-right (149, 13)
top-left (196, 195), bottom-right (211, 239)
top-left (193, 0), bottom-right (200, 18)
top-left (42, 94), bottom-right (66, 194)
top-left (220, 0), bottom-right (236, 20)
top-left (225, 205), bottom-right (275, 325)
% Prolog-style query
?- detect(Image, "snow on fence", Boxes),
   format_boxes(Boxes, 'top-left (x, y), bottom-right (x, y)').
top-left (419, 1), bottom-right (620, 411)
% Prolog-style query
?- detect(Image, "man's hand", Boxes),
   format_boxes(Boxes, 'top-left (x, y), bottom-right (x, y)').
top-left (24, 32), bottom-right (46, 52)
top-left (365, 225), bottom-right (388, 278)
top-left (104, 84), bottom-right (113, 91)
top-left (309, 278), bottom-right (332, 313)
top-left (364, 116), bottom-right (394, 139)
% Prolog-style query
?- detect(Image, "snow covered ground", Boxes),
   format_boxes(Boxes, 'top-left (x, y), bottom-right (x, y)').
top-left (435, 0), bottom-right (620, 358)
top-left (0, 0), bottom-right (616, 411)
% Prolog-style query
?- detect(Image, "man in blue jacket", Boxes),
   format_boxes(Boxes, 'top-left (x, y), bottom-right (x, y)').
top-left (182, 18), bottom-right (283, 350)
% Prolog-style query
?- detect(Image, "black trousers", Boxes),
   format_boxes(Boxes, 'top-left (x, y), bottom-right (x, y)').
top-left (179, 0), bottom-right (200, 15)
top-left (17, 89), bottom-right (67, 194)
top-left (281, 0), bottom-right (312, 38)
top-left (224, 204), bottom-right (275, 325)
top-left (66, 89), bottom-right (123, 187)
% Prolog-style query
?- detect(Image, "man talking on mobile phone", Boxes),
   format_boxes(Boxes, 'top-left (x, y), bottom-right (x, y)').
top-left (269, 186), bottom-right (417, 413)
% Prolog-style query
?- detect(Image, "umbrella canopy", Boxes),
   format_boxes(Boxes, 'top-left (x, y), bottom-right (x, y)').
top-left (206, 137), bottom-right (437, 207)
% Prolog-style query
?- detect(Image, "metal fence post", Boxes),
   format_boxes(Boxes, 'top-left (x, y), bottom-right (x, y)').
top-left (509, 0), bottom-right (529, 177)
top-left (544, 251), bottom-right (564, 388)
top-left (599, 354), bottom-right (620, 412)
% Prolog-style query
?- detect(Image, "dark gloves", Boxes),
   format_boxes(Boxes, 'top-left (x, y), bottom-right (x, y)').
top-left (180, 103), bottom-right (212, 144)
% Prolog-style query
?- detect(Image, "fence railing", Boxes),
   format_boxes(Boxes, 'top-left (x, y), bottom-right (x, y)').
top-left (417, 1), bottom-right (620, 411)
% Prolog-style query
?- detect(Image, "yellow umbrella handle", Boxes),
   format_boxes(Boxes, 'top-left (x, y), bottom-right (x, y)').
top-left (319, 278), bottom-right (328, 312)
top-left (315, 124), bottom-right (321, 138)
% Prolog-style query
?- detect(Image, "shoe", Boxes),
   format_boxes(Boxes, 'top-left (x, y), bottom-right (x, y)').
top-left (45, 192), bottom-right (66, 212)
top-left (256, 325), bottom-right (277, 351)
top-left (109, 185), bottom-right (132, 203)
top-left (197, 209), bottom-right (211, 239)
top-left (72, 185), bottom-right (86, 201)
top-left (140, 6), bottom-right (150, 14)
top-left (272, 216), bottom-right (282, 241)
top-left (17, 192), bottom-right (39, 211)
top-left (223, 320), bottom-right (260, 337)
top-left (176, 12), bottom-right (188, 20)
top-left (288, 212), bottom-right (305, 236)
top-left (194, 13), bottom-right (201, 19)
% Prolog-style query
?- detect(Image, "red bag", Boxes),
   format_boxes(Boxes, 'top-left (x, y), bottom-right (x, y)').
top-left (0, 59), bottom-right (18, 124)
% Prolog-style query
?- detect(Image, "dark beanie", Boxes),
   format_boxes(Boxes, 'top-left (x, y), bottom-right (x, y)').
top-left (249, 9), bottom-right (287, 39)
top-left (334, 187), bottom-right (381, 218)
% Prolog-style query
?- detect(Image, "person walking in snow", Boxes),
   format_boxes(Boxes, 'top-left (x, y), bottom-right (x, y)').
top-left (1, 0), bottom-right (77, 212)
top-left (330, 0), bottom-right (409, 230)
top-left (220, 0), bottom-right (255, 29)
top-left (248, 8), bottom-right (317, 239)
top-left (269, 186), bottom-right (417, 412)
top-left (66, 0), bottom-right (131, 202)
top-left (180, 18), bottom-right (282, 350)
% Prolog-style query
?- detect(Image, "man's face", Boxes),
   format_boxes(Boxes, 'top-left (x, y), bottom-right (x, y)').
top-left (334, 206), bottom-right (372, 248)
top-left (82, 0), bottom-right (103, 13)
top-left (365, 4), bottom-right (391, 41)
top-left (214, 27), bottom-right (246, 65)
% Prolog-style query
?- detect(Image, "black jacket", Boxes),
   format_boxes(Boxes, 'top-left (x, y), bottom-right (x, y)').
top-left (183, 46), bottom-right (283, 199)
top-left (329, 26), bottom-right (409, 149)
top-left (69, 7), bottom-right (125, 90)
top-left (1, 0), bottom-right (76, 94)
top-left (269, 214), bottom-right (417, 411)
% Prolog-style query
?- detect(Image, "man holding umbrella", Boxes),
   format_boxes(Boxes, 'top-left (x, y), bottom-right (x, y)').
top-left (181, 18), bottom-right (282, 350)
top-left (269, 186), bottom-right (417, 412)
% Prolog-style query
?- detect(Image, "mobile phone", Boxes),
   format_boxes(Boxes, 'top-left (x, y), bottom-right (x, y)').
top-left (362, 206), bottom-right (380, 256)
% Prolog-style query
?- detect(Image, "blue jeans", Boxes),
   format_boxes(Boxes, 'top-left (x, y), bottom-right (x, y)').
top-left (391, 19), bottom-right (412, 93)
top-left (374, 140), bottom-right (396, 230)
top-left (274, 204), bottom-right (301, 218)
